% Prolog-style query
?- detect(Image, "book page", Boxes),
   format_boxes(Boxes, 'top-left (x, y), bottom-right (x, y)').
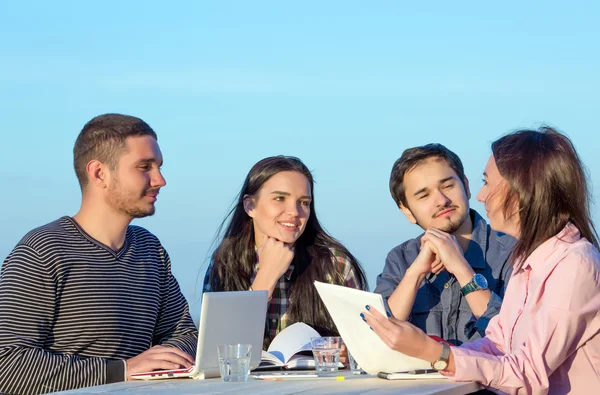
top-left (267, 322), bottom-right (320, 364)
top-left (260, 350), bottom-right (285, 366)
top-left (314, 281), bottom-right (431, 375)
top-left (285, 353), bottom-right (316, 369)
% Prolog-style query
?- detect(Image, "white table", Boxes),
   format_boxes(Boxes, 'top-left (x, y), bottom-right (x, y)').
top-left (53, 373), bottom-right (481, 395)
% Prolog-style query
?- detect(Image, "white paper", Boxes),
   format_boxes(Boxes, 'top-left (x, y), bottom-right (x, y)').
top-left (314, 281), bottom-right (431, 375)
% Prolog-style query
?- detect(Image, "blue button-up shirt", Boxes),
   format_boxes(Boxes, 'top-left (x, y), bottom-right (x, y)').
top-left (374, 210), bottom-right (515, 345)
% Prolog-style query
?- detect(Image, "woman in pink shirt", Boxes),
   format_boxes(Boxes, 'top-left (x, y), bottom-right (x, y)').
top-left (364, 127), bottom-right (600, 394)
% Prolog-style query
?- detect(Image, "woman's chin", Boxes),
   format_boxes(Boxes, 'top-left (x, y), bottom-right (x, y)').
top-left (273, 233), bottom-right (300, 245)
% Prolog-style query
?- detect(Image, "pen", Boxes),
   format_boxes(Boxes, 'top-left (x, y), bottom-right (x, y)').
top-left (254, 375), bottom-right (346, 381)
top-left (407, 369), bottom-right (436, 374)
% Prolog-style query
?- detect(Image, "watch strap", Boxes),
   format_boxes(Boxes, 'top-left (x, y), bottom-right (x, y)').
top-left (431, 342), bottom-right (450, 370)
top-left (460, 280), bottom-right (477, 296)
top-left (460, 274), bottom-right (480, 296)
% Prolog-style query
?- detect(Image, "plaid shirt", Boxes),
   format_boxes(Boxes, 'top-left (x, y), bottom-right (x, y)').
top-left (203, 249), bottom-right (359, 348)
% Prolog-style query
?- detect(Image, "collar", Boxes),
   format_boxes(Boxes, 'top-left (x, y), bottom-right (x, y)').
top-left (519, 222), bottom-right (581, 272)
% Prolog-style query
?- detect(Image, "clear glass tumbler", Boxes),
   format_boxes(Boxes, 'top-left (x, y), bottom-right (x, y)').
top-left (217, 344), bottom-right (252, 382)
top-left (310, 336), bottom-right (342, 372)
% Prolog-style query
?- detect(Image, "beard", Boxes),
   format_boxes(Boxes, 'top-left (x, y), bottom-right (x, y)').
top-left (436, 218), bottom-right (463, 234)
top-left (418, 205), bottom-right (470, 234)
top-left (107, 176), bottom-right (156, 219)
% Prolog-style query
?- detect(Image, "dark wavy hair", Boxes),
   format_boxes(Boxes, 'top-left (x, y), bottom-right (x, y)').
top-left (491, 126), bottom-right (598, 266)
top-left (207, 156), bottom-right (368, 344)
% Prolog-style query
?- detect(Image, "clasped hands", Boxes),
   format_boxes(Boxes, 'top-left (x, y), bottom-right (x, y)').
top-left (411, 228), bottom-right (471, 280)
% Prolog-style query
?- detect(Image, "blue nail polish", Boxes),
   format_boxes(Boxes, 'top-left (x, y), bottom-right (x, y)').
top-left (386, 311), bottom-right (392, 318)
top-left (365, 305), bottom-right (370, 310)
top-left (370, 327), bottom-right (373, 331)
top-left (360, 313), bottom-right (366, 322)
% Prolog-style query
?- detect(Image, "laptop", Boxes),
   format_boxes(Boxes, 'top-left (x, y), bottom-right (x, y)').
top-left (131, 290), bottom-right (268, 380)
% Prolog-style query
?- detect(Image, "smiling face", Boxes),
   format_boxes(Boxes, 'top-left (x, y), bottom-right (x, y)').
top-left (476, 155), bottom-right (520, 237)
top-left (245, 170), bottom-right (312, 245)
top-left (400, 157), bottom-right (471, 233)
top-left (105, 135), bottom-right (166, 219)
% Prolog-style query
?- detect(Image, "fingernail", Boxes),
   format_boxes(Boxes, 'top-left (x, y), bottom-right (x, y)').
top-left (386, 311), bottom-right (392, 317)
top-left (360, 313), bottom-right (366, 322)
top-left (369, 327), bottom-right (373, 331)
top-left (365, 305), bottom-right (370, 310)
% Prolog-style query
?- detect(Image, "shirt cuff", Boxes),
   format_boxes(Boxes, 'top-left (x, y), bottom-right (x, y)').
top-left (106, 359), bottom-right (126, 383)
top-left (466, 292), bottom-right (503, 339)
top-left (448, 344), bottom-right (500, 387)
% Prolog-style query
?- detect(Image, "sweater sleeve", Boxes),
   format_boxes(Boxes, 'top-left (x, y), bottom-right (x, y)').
top-left (152, 249), bottom-right (198, 357)
top-left (0, 245), bottom-right (118, 395)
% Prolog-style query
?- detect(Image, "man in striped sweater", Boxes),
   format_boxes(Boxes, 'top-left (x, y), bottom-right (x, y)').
top-left (0, 114), bottom-right (198, 394)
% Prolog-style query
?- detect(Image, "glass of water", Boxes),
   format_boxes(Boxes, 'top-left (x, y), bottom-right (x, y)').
top-left (310, 337), bottom-right (342, 372)
top-left (347, 349), bottom-right (366, 374)
top-left (217, 344), bottom-right (252, 382)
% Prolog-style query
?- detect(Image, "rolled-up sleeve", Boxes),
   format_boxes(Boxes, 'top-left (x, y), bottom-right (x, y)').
top-left (374, 248), bottom-right (414, 314)
top-left (464, 255), bottom-right (513, 341)
top-left (463, 291), bottom-right (503, 340)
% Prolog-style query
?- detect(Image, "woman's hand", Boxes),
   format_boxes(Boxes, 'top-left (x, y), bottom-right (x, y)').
top-left (362, 305), bottom-right (442, 364)
top-left (252, 235), bottom-right (294, 297)
top-left (256, 236), bottom-right (294, 279)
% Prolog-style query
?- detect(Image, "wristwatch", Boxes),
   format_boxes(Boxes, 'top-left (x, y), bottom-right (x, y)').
top-left (431, 342), bottom-right (450, 370)
top-left (460, 273), bottom-right (488, 296)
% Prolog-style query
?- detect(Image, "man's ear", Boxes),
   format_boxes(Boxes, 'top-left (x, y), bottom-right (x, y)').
top-left (86, 160), bottom-right (108, 188)
top-left (399, 202), bottom-right (417, 225)
top-left (243, 194), bottom-right (255, 218)
top-left (463, 175), bottom-right (471, 200)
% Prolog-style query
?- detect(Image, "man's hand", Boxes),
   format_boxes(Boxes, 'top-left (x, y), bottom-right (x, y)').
top-left (410, 240), bottom-right (444, 277)
top-left (125, 345), bottom-right (195, 380)
top-left (421, 228), bottom-right (473, 283)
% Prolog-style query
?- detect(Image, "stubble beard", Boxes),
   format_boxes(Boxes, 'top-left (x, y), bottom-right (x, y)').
top-left (437, 208), bottom-right (470, 234)
top-left (417, 207), bottom-right (470, 235)
top-left (438, 218), bottom-right (462, 234)
top-left (107, 177), bottom-right (155, 219)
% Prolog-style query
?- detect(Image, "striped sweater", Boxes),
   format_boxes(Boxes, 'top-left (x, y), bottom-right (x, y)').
top-left (0, 217), bottom-right (198, 395)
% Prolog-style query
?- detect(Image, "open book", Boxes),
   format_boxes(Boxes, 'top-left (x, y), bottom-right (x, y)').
top-left (257, 322), bottom-right (320, 369)
top-left (314, 281), bottom-right (432, 376)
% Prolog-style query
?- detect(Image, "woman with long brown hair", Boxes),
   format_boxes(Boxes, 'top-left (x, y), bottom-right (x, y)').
top-left (364, 127), bottom-right (600, 394)
top-left (204, 155), bottom-right (368, 349)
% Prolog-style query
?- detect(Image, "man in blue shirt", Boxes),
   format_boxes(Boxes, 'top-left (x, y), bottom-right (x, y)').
top-left (374, 144), bottom-right (515, 345)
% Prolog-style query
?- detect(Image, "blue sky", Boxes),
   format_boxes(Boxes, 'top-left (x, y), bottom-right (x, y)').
top-left (1, 1), bottom-right (599, 314)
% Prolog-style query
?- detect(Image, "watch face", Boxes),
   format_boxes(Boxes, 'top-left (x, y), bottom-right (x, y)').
top-left (474, 273), bottom-right (488, 289)
top-left (433, 360), bottom-right (448, 370)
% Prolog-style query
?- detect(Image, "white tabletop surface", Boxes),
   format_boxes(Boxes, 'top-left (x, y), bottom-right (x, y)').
top-left (53, 373), bottom-right (481, 395)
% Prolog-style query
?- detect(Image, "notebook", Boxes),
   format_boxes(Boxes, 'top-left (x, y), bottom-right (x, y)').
top-left (131, 290), bottom-right (268, 380)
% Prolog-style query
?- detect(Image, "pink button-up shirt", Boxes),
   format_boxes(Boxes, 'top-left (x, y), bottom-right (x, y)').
top-left (446, 223), bottom-right (600, 394)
